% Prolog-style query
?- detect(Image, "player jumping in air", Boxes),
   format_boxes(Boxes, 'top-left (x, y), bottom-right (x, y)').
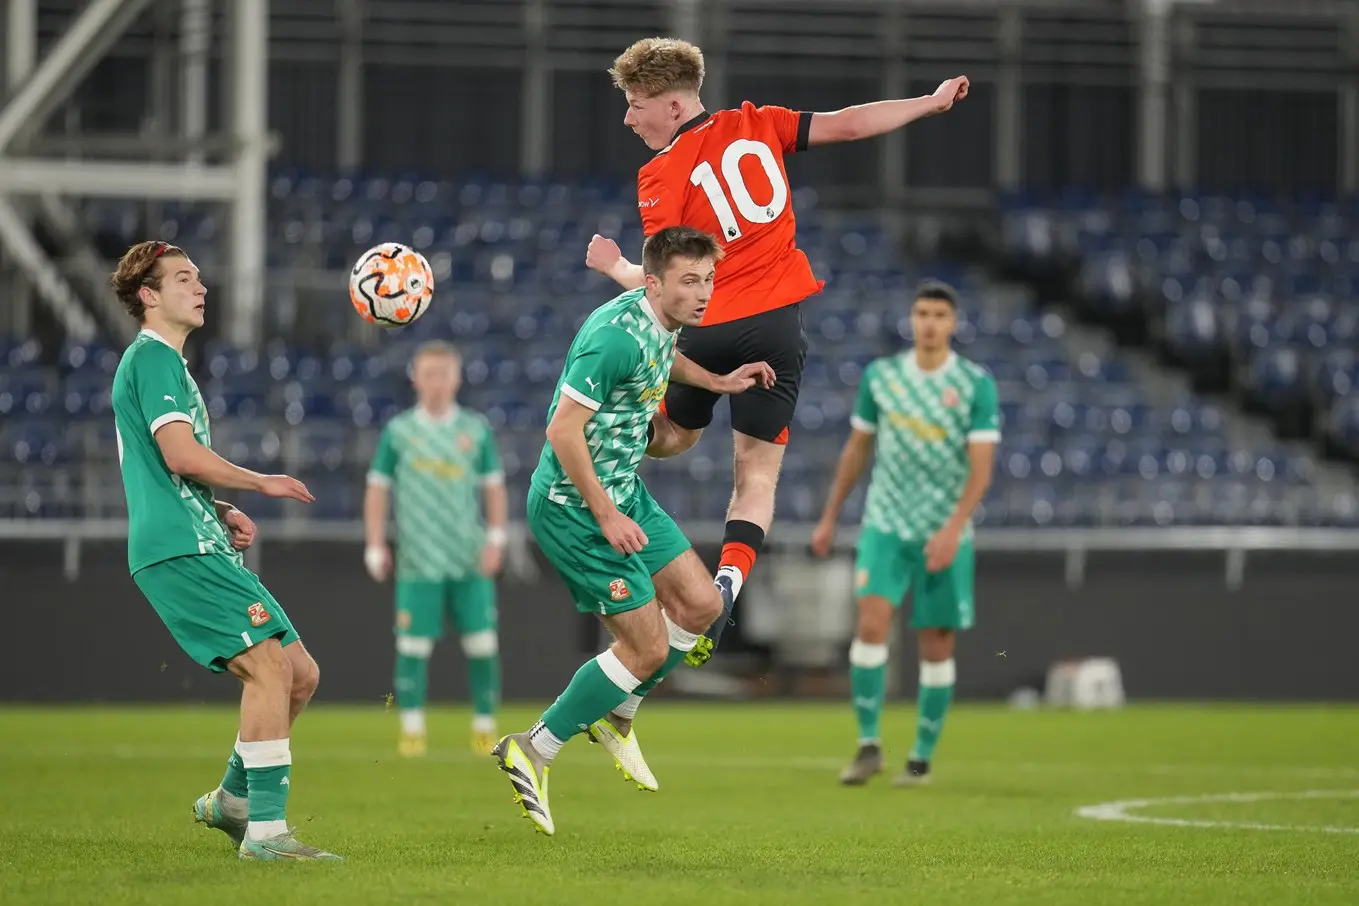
top-left (587, 36), bottom-right (970, 668)
top-left (363, 340), bottom-right (508, 757)
top-left (109, 241), bottom-right (340, 860)
top-left (810, 282), bottom-right (999, 787)
top-left (493, 226), bottom-right (775, 836)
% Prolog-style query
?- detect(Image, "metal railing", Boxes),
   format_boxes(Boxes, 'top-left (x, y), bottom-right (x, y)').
top-left (4, 518), bottom-right (1357, 591)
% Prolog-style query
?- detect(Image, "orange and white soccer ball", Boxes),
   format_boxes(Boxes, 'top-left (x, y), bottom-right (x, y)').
top-left (349, 243), bottom-right (434, 328)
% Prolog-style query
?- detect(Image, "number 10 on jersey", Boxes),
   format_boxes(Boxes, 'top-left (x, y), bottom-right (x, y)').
top-left (689, 139), bottom-right (789, 242)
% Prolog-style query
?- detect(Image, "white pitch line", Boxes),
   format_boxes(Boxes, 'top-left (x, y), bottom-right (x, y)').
top-left (2, 745), bottom-right (1358, 781)
top-left (1075, 789), bottom-right (1359, 834)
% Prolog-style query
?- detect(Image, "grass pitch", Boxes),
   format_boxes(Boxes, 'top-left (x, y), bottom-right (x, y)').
top-left (1, 702), bottom-right (1356, 905)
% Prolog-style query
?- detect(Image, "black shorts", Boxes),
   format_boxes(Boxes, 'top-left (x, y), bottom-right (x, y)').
top-left (664, 302), bottom-right (808, 444)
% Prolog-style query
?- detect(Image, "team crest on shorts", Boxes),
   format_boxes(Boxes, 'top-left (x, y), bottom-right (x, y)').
top-left (247, 602), bottom-right (270, 627)
top-left (608, 578), bottom-right (631, 602)
top-left (941, 387), bottom-right (959, 408)
top-left (396, 610), bottom-right (412, 630)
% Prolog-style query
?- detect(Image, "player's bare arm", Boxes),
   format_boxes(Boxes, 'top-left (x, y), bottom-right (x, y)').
top-left (544, 395), bottom-right (649, 554)
top-left (924, 440), bottom-right (996, 573)
top-left (587, 234), bottom-right (645, 290)
top-left (810, 428), bottom-right (876, 557)
top-left (807, 76), bottom-right (969, 146)
top-left (480, 475), bottom-right (509, 576)
top-left (362, 480), bottom-right (392, 580)
top-left (155, 421), bottom-right (315, 502)
top-left (669, 353), bottom-right (776, 395)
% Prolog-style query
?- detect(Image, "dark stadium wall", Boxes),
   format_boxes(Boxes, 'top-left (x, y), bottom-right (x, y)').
top-left (2, 542), bottom-right (1357, 704)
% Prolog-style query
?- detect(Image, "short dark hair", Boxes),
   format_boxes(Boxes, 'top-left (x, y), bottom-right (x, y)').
top-left (110, 240), bottom-right (187, 322)
top-left (914, 280), bottom-right (959, 308)
top-left (641, 226), bottom-right (723, 278)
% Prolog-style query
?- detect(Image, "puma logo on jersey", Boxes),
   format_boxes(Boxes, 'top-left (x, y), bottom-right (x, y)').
top-left (163, 395), bottom-right (176, 403)
top-left (584, 377), bottom-right (599, 394)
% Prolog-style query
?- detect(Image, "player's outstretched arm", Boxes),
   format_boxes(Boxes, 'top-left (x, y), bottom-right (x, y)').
top-left (810, 428), bottom-right (875, 556)
top-left (154, 421), bottom-right (314, 501)
top-left (586, 234), bottom-right (645, 290)
top-left (807, 76), bottom-right (969, 146)
top-left (670, 354), bottom-right (776, 395)
top-left (545, 396), bottom-right (648, 554)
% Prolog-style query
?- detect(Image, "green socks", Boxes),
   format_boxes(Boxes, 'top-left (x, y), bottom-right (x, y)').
top-left (607, 614), bottom-right (701, 721)
top-left (531, 650), bottom-right (642, 759)
top-left (220, 742), bottom-right (249, 800)
top-left (236, 737), bottom-right (291, 841)
top-left (461, 630), bottom-right (501, 724)
top-left (911, 658), bottom-right (956, 762)
top-left (849, 640), bottom-right (889, 744)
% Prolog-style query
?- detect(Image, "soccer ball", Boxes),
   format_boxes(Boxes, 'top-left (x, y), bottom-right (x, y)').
top-left (348, 242), bottom-right (435, 328)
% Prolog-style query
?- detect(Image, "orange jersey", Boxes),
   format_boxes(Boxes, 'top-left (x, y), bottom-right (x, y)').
top-left (636, 102), bottom-right (824, 326)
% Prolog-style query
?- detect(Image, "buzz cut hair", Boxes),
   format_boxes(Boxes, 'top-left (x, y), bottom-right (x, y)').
top-left (642, 226), bottom-right (724, 278)
top-left (609, 37), bottom-right (705, 98)
top-left (914, 280), bottom-right (960, 309)
top-left (414, 339), bottom-right (461, 362)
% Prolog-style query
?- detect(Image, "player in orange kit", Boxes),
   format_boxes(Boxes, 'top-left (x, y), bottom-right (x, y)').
top-left (587, 37), bottom-right (969, 672)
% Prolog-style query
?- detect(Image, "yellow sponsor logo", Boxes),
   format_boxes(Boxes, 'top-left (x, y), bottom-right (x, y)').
top-left (639, 382), bottom-right (668, 404)
top-left (887, 412), bottom-right (947, 442)
top-left (409, 458), bottom-right (467, 480)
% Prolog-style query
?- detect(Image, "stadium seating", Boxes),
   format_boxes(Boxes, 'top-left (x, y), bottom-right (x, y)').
top-left (1000, 190), bottom-right (1359, 469)
top-left (2, 175), bottom-right (1353, 527)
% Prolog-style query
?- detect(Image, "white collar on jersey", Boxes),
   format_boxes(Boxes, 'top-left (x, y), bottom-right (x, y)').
top-left (139, 328), bottom-right (188, 364)
top-left (907, 349), bottom-right (956, 376)
top-left (639, 295), bottom-right (677, 335)
top-left (415, 405), bottom-right (458, 426)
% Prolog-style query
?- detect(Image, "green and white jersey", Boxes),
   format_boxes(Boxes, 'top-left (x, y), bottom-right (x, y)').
top-left (111, 329), bottom-right (239, 574)
top-left (368, 406), bottom-right (503, 581)
top-left (852, 350), bottom-right (1001, 542)
top-left (529, 287), bottom-right (677, 508)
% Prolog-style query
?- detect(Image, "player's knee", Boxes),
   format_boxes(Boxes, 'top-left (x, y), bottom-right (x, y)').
top-left (856, 598), bottom-right (893, 644)
top-left (396, 635), bottom-right (435, 659)
top-left (461, 630), bottom-right (498, 659)
top-left (636, 632), bottom-right (670, 678)
top-left (731, 453), bottom-right (782, 502)
top-left (290, 650), bottom-right (320, 703)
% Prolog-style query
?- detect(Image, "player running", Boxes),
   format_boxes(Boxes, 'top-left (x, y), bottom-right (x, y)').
top-left (809, 282), bottom-right (999, 787)
top-left (109, 240), bottom-right (340, 860)
top-left (363, 340), bottom-right (508, 757)
top-left (588, 36), bottom-right (971, 667)
top-left (492, 226), bottom-right (775, 836)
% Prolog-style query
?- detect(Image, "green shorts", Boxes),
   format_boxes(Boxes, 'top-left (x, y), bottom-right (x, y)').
top-left (395, 576), bottom-right (497, 639)
top-left (134, 553), bottom-right (299, 673)
top-left (854, 525), bottom-right (976, 631)
top-left (527, 485), bottom-right (691, 615)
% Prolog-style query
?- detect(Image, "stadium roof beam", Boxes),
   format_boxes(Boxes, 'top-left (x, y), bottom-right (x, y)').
top-left (0, 196), bottom-right (98, 343)
top-left (0, 0), bottom-right (156, 154)
top-left (0, 158), bottom-right (237, 200)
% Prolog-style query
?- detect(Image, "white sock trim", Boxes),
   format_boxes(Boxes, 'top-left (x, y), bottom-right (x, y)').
top-left (849, 639), bottom-right (890, 669)
top-left (236, 737), bottom-right (292, 768)
top-left (400, 709), bottom-right (426, 736)
top-left (461, 630), bottom-right (498, 659)
top-left (529, 721), bottom-right (566, 760)
top-left (472, 714), bottom-right (497, 734)
top-left (716, 564), bottom-right (744, 599)
top-left (614, 693), bottom-right (644, 720)
top-left (920, 658), bottom-right (956, 687)
top-left (247, 819), bottom-right (289, 841)
top-left (596, 649), bottom-right (643, 694)
top-left (396, 635), bottom-right (435, 658)
top-left (663, 613), bottom-right (700, 653)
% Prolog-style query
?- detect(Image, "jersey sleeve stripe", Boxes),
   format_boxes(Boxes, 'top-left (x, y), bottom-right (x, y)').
top-left (968, 429), bottom-right (1001, 443)
top-left (560, 383), bottom-right (602, 411)
top-left (795, 112), bottom-right (812, 152)
top-left (149, 412), bottom-right (192, 434)
top-left (479, 470), bottom-right (506, 486)
top-left (365, 471), bottom-right (393, 488)
top-left (850, 415), bottom-right (878, 434)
